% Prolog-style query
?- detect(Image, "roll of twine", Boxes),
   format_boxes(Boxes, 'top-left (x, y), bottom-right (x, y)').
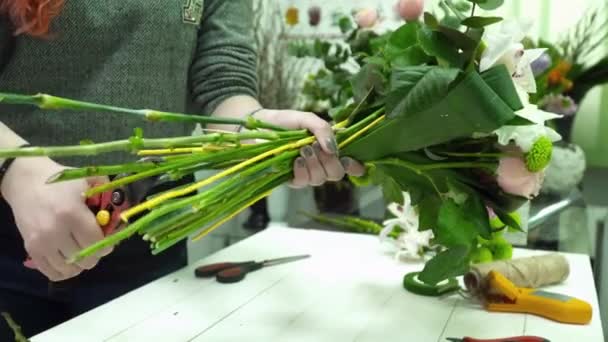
top-left (464, 253), bottom-right (570, 299)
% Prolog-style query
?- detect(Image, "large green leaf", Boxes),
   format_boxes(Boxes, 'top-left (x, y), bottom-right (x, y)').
top-left (481, 64), bottom-right (523, 111)
top-left (386, 66), bottom-right (460, 118)
top-left (418, 245), bottom-right (470, 285)
top-left (417, 26), bottom-right (461, 67)
top-left (343, 67), bottom-right (518, 161)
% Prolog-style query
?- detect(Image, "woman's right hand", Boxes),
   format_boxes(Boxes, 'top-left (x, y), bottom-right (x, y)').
top-left (1, 157), bottom-right (112, 281)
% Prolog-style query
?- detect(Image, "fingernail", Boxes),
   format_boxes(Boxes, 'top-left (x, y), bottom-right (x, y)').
top-left (326, 137), bottom-right (339, 154)
top-left (340, 157), bottom-right (351, 168)
top-left (296, 157), bottom-right (306, 168)
top-left (312, 142), bottom-right (322, 154)
top-left (302, 146), bottom-right (314, 158)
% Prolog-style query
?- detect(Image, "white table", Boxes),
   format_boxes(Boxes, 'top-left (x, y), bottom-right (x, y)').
top-left (32, 226), bottom-right (604, 342)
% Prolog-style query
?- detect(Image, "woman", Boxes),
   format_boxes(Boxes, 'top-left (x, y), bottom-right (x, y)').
top-left (0, 0), bottom-right (363, 338)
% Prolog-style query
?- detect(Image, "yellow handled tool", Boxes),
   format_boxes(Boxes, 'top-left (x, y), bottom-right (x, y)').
top-left (485, 270), bottom-right (592, 325)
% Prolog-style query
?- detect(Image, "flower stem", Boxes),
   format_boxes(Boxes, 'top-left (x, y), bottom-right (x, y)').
top-left (119, 136), bottom-right (314, 221)
top-left (0, 92), bottom-right (287, 131)
top-left (0, 131), bottom-right (297, 158)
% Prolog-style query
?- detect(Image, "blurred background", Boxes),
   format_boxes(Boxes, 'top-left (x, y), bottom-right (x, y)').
top-left (189, 0), bottom-right (608, 334)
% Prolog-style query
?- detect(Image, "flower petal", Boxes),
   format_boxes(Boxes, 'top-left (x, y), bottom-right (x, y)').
top-left (495, 124), bottom-right (562, 152)
top-left (516, 103), bottom-right (563, 125)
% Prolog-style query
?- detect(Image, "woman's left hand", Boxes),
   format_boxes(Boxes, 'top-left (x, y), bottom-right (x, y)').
top-left (254, 109), bottom-right (366, 188)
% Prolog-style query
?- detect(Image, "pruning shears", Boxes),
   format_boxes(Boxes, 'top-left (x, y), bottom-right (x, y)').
top-left (24, 163), bottom-right (163, 269)
top-left (446, 337), bottom-right (549, 342)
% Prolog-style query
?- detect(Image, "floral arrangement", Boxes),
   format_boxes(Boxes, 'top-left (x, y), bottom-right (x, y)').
top-left (0, 0), bottom-right (561, 286)
top-left (526, 2), bottom-right (608, 140)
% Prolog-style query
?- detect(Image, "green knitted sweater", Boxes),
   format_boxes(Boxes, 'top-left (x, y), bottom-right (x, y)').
top-left (0, 0), bottom-right (258, 165)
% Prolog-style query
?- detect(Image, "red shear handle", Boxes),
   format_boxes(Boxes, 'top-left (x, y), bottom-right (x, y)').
top-left (448, 336), bottom-right (550, 342)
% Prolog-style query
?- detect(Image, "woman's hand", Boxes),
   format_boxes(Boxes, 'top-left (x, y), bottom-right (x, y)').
top-left (254, 109), bottom-right (366, 188)
top-left (1, 157), bottom-right (112, 281)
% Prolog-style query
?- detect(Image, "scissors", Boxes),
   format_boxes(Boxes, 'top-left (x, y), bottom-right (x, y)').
top-left (194, 254), bottom-right (311, 283)
top-left (24, 161), bottom-right (164, 269)
top-left (446, 337), bottom-right (549, 342)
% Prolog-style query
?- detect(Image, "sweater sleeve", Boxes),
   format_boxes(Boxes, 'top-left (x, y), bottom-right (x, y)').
top-left (189, 0), bottom-right (258, 115)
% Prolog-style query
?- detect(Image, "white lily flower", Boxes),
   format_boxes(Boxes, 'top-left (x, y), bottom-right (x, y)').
top-left (480, 19), bottom-right (546, 93)
top-left (394, 229), bottom-right (434, 261)
top-left (495, 124), bottom-right (562, 152)
top-left (379, 192), bottom-right (419, 241)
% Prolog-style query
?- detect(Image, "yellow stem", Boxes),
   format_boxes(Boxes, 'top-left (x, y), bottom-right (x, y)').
top-left (191, 190), bottom-right (272, 242)
top-left (121, 136), bottom-right (315, 221)
top-left (339, 115), bottom-right (385, 149)
top-left (137, 144), bottom-right (238, 156)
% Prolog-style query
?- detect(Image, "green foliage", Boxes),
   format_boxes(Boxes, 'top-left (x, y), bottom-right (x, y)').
top-left (418, 245), bottom-right (470, 285)
top-left (343, 67), bottom-right (518, 161)
top-left (386, 66), bottom-right (460, 118)
top-left (417, 26), bottom-right (461, 67)
top-left (461, 16), bottom-right (502, 28)
top-left (467, 0), bottom-right (504, 10)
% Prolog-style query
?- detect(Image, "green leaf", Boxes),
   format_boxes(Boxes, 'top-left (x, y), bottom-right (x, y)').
top-left (373, 163), bottom-right (433, 206)
top-left (424, 12), bottom-right (439, 29)
top-left (418, 195), bottom-right (441, 231)
top-left (465, 194), bottom-right (493, 240)
top-left (344, 70), bottom-right (518, 161)
top-left (437, 26), bottom-right (478, 51)
top-left (417, 26), bottom-right (461, 67)
top-left (338, 16), bottom-right (354, 34)
top-left (435, 199), bottom-right (480, 247)
top-left (350, 64), bottom-right (386, 102)
top-left (418, 245), bottom-right (470, 285)
top-left (492, 206), bottom-right (523, 231)
top-left (461, 16), bottom-right (503, 28)
top-left (386, 66), bottom-right (460, 118)
top-left (481, 65), bottom-right (524, 111)
top-left (385, 23), bottom-right (421, 61)
top-left (474, 0), bottom-right (504, 10)
top-left (390, 46), bottom-right (432, 67)
top-left (381, 177), bottom-right (404, 205)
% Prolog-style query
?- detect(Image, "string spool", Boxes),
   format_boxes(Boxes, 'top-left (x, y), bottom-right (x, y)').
top-left (464, 253), bottom-right (570, 298)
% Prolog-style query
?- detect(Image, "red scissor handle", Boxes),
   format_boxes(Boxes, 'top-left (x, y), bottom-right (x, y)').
top-left (447, 336), bottom-right (550, 342)
top-left (85, 184), bottom-right (130, 236)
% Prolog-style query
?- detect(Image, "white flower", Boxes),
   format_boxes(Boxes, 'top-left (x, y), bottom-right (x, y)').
top-left (394, 229), bottom-right (434, 261)
top-left (494, 124), bottom-right (561, 152)
top-left (480, 19), bottom-right (546, 94)
top-left (379, 192), bottom-right (418, 241)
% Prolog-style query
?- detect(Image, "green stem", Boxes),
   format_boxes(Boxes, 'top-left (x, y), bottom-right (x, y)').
top-left (0, 131), bottom-right (300, 158)
top-left (0, 92), bottom-right (287, 131)
top-left (1, 312), bottom-right (29, 342)
top-left (374, 158), bottom-right (496, 172)
top-left (48, 159), bottom-right (166, 183)
top-left (152, 171), bottom-right (290, 254)
top-left (437, 152), bottom-right (505, 158)
top-left (339, 107), bottom-right (384, 138)
top-left (71, 150), bottom-right (299, 261)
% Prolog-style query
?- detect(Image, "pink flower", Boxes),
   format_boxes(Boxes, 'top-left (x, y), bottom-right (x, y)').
top-left (395, 0), bottom-right (424, 21)
top-left (497, 156), bottom-right (544, 199)
top-left (355, 8), bottom-right (378, 28)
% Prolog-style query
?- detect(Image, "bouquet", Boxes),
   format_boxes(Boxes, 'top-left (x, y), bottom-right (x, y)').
top-left (0, 0), bottom-right (560, 286)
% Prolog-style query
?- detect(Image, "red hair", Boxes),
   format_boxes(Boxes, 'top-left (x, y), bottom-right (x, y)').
top-left (0, 0), bottom-right (64, 37)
